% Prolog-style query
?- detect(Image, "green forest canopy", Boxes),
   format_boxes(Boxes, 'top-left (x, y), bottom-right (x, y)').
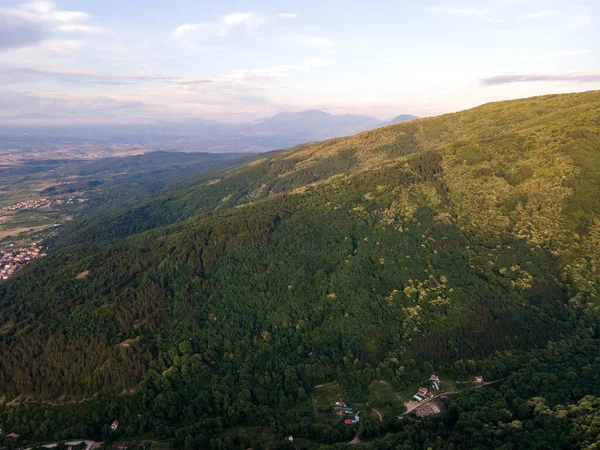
top-left (1, 91), bottom-right (600, 449)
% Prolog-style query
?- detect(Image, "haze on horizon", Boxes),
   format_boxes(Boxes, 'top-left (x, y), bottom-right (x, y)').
top-left (0, 0), bottom-right (599, 125)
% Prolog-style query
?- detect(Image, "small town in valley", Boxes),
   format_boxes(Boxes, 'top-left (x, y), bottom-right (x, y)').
top-left (0, 244), bottom-right (46, 280)
top-left (0, 197), bottom-right (86, 212)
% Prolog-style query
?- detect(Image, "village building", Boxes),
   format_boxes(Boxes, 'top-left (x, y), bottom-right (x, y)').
top-left (475, 376), bottom-right (484, 384)
top-left (110, 420), bottom-right (120, 431)
top-left (0, 197), bottom-right (86, 212)
top-left (344, 414), bottom-right (360, 425)
top-left (0, 245), bottom-right (45, 281)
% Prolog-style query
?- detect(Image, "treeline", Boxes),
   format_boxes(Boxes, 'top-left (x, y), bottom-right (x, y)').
top-left (1, 338), bottom-right (599, 449)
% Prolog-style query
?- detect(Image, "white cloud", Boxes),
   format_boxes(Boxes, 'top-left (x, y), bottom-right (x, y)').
top-left (278, 13), bottom-right (298, 19)
top-left (18, 1), bottom-right (91, 23)
top-left (552, 49), bottom-right (592, 57)
top-left (424, 5), bottom-right (488, 16)
top-left (302, 58), bottom-right (334, 67)
top-left (0, 56), bottom-right (333, 123)
top-left (225, 58), bottom-right (334, 86)
top-left (20, 1), bottom-right (55, 14)
top-left (481, 72), bottom-right (600, 86)
top-left (222, 12), bottom-right (256, 26)
top-left (0, 1), bottom-right (103, 51)
top-left (172, 24), bottom-right (200, 39)
top-left (0, 67), bottom-right (213, 86)
top-left (57, 24), bottom-right (105, 33)
top-left (172, 12), bottom-right (267, 40)
top-left (559, 14), bottom-right (591, 35)
top-left (35, 39), bottom-right (85, 54)
top-left (291, 35), bottom-right (334, 49)
top-left (51, 10), bottom-right (90, 23)
top-left (524, 10), bottom-right (560, 20)
top-left (0, 90), bottom-right (149, 123)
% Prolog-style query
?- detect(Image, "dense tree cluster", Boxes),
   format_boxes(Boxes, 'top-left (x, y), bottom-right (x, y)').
top-left (1, 91), bottom-right (600, 448)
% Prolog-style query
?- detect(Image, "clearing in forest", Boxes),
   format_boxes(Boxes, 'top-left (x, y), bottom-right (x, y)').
top-left (367, 381), bottom-right (407, 417)
top-left (312, 382), bottom-right (345, 423)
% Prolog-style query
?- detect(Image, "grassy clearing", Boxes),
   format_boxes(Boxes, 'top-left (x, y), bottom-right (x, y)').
top-left (75, 270), bottom-right (90, 279)
top-left (394, 380), bottom-right (424, 403)
top-left (438, 374), bottom-right (458, 393)
top-left (312, 382), bottom-right (344, 423)
top-left (368, 381), bottom-right (408, 417)
top-left (117, 337), bottom-right (141, 348)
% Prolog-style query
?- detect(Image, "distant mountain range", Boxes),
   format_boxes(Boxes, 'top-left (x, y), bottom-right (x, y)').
top-left (0, 110), bottom-right (419, 155)
top-left (387, 114), bottom-right (420, 125)
top-left (250, 110), bottom-right (388, 139)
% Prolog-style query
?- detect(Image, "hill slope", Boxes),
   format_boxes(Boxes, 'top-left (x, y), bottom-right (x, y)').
top-left (1, 91), bottom-right (600, 448)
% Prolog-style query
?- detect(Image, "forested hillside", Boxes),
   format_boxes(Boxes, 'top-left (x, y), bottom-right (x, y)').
top-left (1, 91), bottom-right (600, 449)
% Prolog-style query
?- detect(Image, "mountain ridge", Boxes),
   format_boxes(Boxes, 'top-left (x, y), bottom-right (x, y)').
top-left (1, 90), bottom-right (600, 448)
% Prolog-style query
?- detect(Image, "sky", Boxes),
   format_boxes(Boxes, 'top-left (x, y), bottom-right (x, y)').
top-left (0, 0), bottom-right (599, 124)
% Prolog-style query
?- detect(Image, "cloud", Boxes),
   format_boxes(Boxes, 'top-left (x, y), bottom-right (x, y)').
top-left (0, 9), bottom-right (48, 50)
top-left (172, 24), bottom-right (200, 39)
top-left (481, 72), bottom-right (600, 86)
top-left (0, 67), bottom-right (212, 86)
top-left (19, 1), bottom-right (90, 22)
top-left (220, 58), bottom-right (334, 90)
top-left (278, 13), bottom-right (298, 19)
top-left (173, 12), bottom-right (267, 40)
top-left (1, 55), bottom-right (330, 91)
top-left (34, 39), bottom-right (85, 53)
top-left (0, 56), bottom-right (334, 123)
top-left (524, 10), bottom-right (560, 20)
top-left (57, 24), bottom-right (106, 33)
top-left (291, 35), bottom-right (334, 49)
top-left (222, 12), bottom-right (263, 29)
top-left (552, 49), bottom-right (592, 57)
top-left (558, 14), bottom-right (591, 35)
top-left (0, 91), bottom-right (148, 122)
top-left (20, 1), bottom-right (55, 14)
top-left (524, 10), bottom-right (592, 35)
top-left (0, 1), bottom-right (103, 51)
top-left (302, 58), bottom-right (334, 67)
top-left (424, 5), bottom-right (487, 16)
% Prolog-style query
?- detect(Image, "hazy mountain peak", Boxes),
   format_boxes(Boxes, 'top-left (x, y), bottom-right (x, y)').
top-left (388, 114), bottom-right (419, 124)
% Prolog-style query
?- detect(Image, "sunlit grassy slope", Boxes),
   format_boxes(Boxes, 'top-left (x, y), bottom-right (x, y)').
top-left (51, 90), bottom-right (600, 251)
